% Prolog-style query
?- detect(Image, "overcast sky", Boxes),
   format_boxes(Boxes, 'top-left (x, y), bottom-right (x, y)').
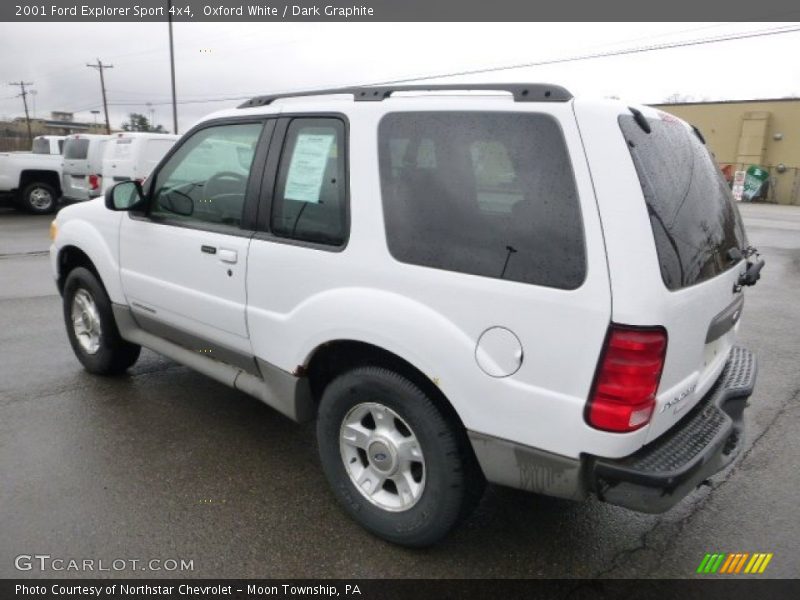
top-left (1, 22), bottom-right (798, 133)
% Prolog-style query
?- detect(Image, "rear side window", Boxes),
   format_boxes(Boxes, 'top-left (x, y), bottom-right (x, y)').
top-left (64, 139), bottom-right (89, 160)
top-left (620, 115), bottom-right (746, 290)
top-left (271, 118), bottom-right (347, 246)
top-left (378, 112), bottom-right (585, 289)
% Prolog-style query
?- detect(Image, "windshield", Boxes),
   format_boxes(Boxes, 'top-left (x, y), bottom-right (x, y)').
top-left (620, 114), bottom-right (747, 290)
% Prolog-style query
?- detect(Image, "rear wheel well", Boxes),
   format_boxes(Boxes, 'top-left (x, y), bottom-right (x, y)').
top-left (306, 340), bottom-right (467, 434)
top-left (306, 340), bottom-right (486, 509)
top-left (57, 246), bottom-right (101, 295)
top-left (20, 170), bottom-right (61, 196)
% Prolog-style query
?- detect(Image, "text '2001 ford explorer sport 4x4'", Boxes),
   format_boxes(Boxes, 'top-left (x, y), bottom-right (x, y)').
top-left (50, 83), bottom-right (763, 546)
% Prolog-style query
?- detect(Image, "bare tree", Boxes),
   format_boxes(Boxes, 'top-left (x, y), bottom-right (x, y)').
top-left (663, 93), bottom-right (695, 103)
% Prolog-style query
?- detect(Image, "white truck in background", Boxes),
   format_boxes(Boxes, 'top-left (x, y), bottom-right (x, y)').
top-left (61, 134), bottom-right (110, 204)
top-left (101, 132), bottom-right (179, 193)
top-left (0, 135), bottom-right (65, 214)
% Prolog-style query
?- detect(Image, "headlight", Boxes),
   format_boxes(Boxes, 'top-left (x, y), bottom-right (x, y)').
top-left (49, 220), bottom-right (58, 241)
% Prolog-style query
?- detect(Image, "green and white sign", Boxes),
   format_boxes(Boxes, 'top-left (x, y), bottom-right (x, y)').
top-left (742, 165), bottom-right (769, 201)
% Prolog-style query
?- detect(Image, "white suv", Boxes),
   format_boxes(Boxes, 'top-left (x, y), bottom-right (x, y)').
top-left (50, 84), bottom-right (762, 546)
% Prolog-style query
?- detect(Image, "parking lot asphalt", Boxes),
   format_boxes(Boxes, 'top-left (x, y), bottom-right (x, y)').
top-left (0, 203), bottom-right (798, 579)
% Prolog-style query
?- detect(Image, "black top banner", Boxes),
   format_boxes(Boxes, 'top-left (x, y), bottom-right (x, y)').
top-left (4, 0), bottom-right (800, 22)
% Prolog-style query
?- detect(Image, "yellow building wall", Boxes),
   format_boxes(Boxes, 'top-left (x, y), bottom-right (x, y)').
top-left (652, 99), bottom-right (800, 205)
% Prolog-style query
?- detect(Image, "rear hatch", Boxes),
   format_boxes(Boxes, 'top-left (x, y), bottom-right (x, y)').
top-left (61, 137), bottom-right (91, 201)
top-left (104, 136), bottom-right (135, 191)
top-left (86, 139), bottom-right (108, 197)
top-left (576, 101), bottom-right (751, 444)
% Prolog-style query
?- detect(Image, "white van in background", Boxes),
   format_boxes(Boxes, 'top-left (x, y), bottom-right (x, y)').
top-left (61, 134), bottom-right (110, 203)
top-left (101, 132), bottom-right (179, 193)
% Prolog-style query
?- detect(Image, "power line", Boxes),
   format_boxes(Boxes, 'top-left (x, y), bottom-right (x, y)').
top-left (369, 24), bottom-right (800, 86)
top-left (93, 23), bottom-right (800, 110)
top-left (8, 81), bottom-right (34, 144)
top-left (12, 23), bottom-right (800, 123)
top-left (86, 58), bottom-right (113, 133)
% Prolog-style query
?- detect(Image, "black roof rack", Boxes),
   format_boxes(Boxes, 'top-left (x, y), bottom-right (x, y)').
top-left (237, 83), bottom-right (572, 108)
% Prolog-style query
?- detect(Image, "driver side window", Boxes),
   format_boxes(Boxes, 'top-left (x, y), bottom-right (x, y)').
top-left (150, 122), bottom-right (263, 228)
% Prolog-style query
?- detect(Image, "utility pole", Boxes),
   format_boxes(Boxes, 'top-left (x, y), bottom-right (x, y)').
top-left (8, 81), bottom-right (34, 145)
top-left (167, 0), bottom-right (179, 134)
top-left (86, 58), bottom-right (113, 134)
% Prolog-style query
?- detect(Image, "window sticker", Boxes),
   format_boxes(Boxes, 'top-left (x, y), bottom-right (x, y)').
top-left (284, 133), bottom-right (335, 203)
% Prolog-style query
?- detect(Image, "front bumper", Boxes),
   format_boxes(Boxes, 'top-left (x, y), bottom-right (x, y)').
top-left (589, 346), bottom-right (757, 513)
top-left (468, 346), bottom-right (757, 513)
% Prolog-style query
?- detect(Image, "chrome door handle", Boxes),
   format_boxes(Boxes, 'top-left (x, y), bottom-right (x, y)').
top-left (218, 248), bottom-right (238, 264)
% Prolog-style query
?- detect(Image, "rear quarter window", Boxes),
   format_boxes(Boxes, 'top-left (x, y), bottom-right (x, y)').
top-left (619, 115), bottom-right (746, 290)
top-left (378, 111), bottom-right (585, 289)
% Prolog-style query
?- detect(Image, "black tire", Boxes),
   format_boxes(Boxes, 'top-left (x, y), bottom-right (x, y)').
top-left (317, 366), bottom-right (484, 547)
top-left (20, 181), bottom-right (57, 214)
top-left (63, 267), bottom-right (141, 375)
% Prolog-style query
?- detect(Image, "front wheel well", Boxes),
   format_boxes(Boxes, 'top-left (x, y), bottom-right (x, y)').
top-left (57, 246), bottom-right (101, 295)
top-left (305, 340), bottom-right (466, 434)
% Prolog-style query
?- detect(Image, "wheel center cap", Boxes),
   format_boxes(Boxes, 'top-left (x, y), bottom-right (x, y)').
top-left (367, 439), bottom-right (396, 473)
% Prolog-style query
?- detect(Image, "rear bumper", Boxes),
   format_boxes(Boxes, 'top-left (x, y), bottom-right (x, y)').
top-left (469, 346), bottom-right (757, 513)
top-left (588, 346), bottom-right (757, 513)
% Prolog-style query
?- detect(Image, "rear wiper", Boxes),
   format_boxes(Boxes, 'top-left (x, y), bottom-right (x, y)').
top-left (500, 245), bottom-right (517, 279)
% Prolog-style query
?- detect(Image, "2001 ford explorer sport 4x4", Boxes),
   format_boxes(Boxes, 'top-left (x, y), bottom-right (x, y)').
top-left (50, 83), bottom-right (763, 547)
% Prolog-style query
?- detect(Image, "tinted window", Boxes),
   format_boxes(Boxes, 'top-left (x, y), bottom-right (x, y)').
top-left (271, 118), bottom-right (347, 246)
top-left (378, 112), bottom-right (585, 289)
top-left (63, 139), bottom-right (89, 159)
top-left (619, 115), bottom-right (746, 290)
top-left (151, 123), bottom-right (263, 228)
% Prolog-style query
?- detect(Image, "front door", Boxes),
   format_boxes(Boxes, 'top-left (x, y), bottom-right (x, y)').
top-left (118, 120), bottom-right (269, 364)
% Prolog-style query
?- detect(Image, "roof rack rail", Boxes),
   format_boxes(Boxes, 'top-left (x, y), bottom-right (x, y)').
top-left (237, 83), bottom-right (572, 108)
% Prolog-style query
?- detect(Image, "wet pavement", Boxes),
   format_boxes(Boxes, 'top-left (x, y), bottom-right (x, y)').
top-left (1, 203), bottom-right (798, 578)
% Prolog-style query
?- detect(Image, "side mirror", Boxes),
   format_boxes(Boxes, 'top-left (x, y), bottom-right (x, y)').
top-left (105, 180), bottom-right (145, 211)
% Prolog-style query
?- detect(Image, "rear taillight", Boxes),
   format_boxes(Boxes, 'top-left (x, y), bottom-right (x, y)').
top-left (88, 174), bottom-right (100, 190)
top-left (586, 325), bottom-right (667, 433)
